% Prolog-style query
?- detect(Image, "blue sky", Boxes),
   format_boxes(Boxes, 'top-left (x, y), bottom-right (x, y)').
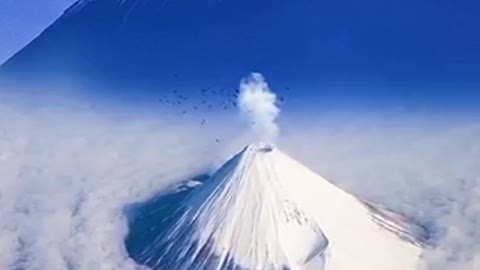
top-left (0, 0), bottom-right (479, 115)
top-left (0, 0), bottom-right (75, 64)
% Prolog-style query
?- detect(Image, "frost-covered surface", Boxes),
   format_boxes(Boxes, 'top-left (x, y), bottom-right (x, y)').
top-left (132, 144), bottom-right (426, 270)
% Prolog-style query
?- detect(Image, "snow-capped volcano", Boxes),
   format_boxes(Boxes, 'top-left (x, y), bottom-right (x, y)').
top-left (132, 144), bottom-right (428, 270)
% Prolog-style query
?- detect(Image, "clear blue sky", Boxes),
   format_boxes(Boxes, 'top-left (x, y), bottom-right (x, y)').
top-left (1, 0), bottom-right (479, 115)
top-left (0, 0), bottom-right (76, 64)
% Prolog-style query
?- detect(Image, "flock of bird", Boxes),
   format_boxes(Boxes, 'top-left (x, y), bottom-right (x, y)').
top-left (157, 87), bottom-right (241, 123)
top-left (157, 84), bottom-right (287, 143)
top-left (157, 87), bottom-right (242, 143)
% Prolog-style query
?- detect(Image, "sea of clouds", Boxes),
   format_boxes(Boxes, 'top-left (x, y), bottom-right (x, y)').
top-left (0, 75), bottom-right (479, 270)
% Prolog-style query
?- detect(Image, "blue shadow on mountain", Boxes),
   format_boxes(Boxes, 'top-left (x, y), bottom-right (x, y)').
top-left (124, 174), bottom-right (210, 269)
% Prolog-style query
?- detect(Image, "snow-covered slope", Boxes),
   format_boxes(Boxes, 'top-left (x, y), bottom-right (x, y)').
top-left (135, 144), bottom-right (427, 270)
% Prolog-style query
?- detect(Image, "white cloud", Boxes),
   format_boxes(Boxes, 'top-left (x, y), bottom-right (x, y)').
top-left (280, 116), bottom-right (480, 270)
top-left (0, 95), bottom-right (246, 270)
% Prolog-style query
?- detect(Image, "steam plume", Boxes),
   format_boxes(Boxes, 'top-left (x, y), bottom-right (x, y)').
top-left (238, 73), bottom-right (280, 144)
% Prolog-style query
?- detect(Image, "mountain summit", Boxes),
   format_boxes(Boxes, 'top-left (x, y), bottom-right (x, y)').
top-left (129, 144), bottom-right (428, 270)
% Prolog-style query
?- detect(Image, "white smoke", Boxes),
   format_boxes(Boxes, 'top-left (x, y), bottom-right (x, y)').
top-left (238, 73), bottom-right (280, 144)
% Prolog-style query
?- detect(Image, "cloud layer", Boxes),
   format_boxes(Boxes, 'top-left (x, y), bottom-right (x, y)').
top-left (281, 117), bottom-right (480, 270)
top-left (0, 96), bottom-right (246, 270)
top-left (0, 90), bottom-right (479, 270)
